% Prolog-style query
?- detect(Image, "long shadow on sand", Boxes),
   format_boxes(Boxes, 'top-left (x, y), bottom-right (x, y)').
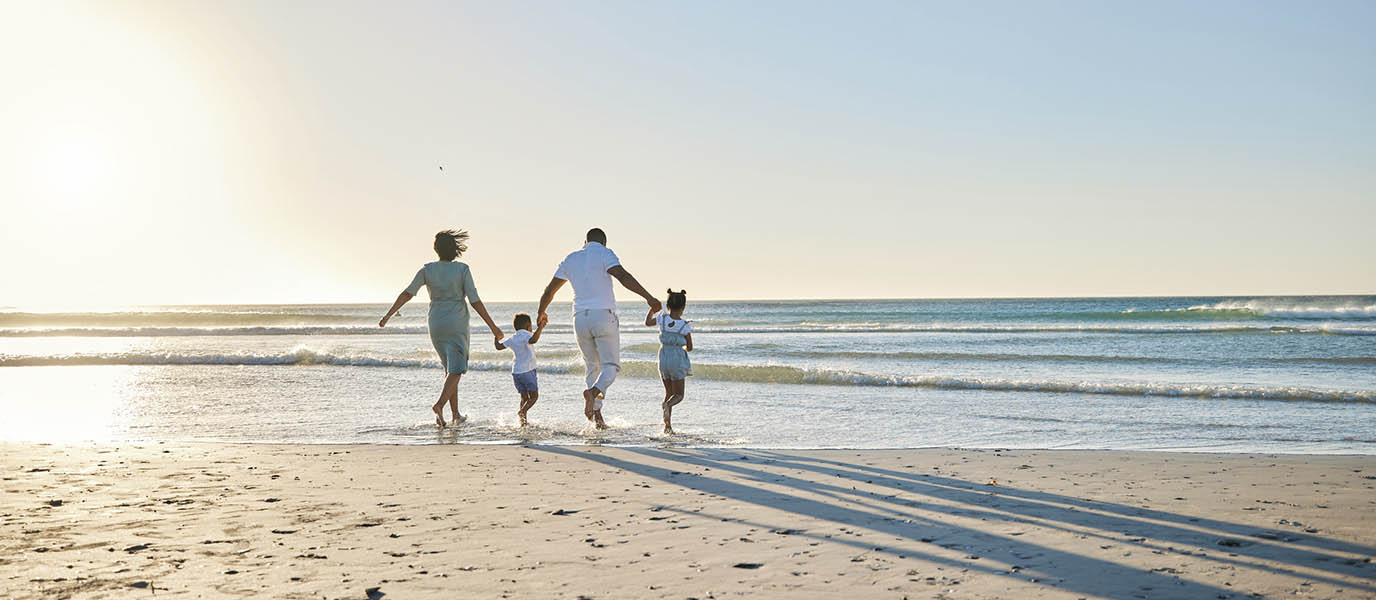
top-left (753, 450), bottom-right (1376, 589)
top-left (534, 446), bottom-right (1376, 599)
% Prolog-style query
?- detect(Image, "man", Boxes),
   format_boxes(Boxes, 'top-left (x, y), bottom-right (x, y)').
top-left (538, 228), bottom-right (661, 429)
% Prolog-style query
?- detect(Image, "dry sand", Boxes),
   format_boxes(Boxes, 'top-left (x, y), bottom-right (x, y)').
top-left (3, 443), bottom-right (1374, 599)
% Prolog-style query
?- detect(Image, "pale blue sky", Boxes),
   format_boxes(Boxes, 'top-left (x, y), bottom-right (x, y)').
top-left (1, 0), bottom-right (1372, 305)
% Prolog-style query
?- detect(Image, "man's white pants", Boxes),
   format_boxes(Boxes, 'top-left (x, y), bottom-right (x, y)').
top-left (574, 309), bottom-right (619, 410)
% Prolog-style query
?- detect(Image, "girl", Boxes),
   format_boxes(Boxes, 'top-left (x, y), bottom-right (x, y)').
top-left (645, 289), bottom-right (693, 434)
top-left (379, 230), bottom-right (504, 428)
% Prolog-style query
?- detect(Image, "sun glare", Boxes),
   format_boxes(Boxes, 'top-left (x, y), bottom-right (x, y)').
top-left (33, 124), bottom-right (121, 212)
top-left (0, 365), bottom-right (134, 442)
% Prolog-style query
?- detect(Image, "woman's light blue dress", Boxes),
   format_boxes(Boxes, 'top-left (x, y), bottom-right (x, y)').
top-left (656, 312), bottom-right (692, 380)
top-left (406, 261), bottom-right (481, 375)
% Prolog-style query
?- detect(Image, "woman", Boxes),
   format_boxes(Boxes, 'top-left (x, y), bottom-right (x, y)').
top-left (379, 230), bottom-right (503, 427)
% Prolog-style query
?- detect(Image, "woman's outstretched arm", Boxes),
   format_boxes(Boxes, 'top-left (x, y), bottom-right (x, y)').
top-left (470, 301), bottom-right (504, 340)
top-left (379, 292), bottom-right (413, 327)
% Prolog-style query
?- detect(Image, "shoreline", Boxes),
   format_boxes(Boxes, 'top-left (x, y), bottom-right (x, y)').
top-left (8, 438), bottom-right (1376, 456)
top-left (4, 443), bottom-right (1374, 599)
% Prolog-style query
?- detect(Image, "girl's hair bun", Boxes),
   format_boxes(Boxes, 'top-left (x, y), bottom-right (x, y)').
top-left (665, 288), bottom-right (687, 310)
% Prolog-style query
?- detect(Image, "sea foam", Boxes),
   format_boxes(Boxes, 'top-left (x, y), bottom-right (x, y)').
top-left (4, 350), bottom-right (1369, 404)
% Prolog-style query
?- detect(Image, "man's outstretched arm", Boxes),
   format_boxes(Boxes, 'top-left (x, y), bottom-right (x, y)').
top-left (608, 265), bottom-right (661, 313)
top-left (537, 276), bottom-right (566, 326)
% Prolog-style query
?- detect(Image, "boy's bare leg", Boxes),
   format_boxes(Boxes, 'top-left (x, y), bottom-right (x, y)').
top-left (518, 392), bottom-right (538, 426)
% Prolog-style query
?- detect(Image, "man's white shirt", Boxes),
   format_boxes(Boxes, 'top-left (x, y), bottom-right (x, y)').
top-left (554, 242), bottom-right (621, 312)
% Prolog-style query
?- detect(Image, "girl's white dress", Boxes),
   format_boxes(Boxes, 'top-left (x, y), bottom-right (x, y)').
top-left (656, 311), bottom-right (692, 380)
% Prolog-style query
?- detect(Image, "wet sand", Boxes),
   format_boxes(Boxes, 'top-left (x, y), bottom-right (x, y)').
top-left (3, 443), bottom-right (1374, 599)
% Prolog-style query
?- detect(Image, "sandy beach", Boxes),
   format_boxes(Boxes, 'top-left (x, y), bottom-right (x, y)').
top-left (3, 443), bottom-right (1374, 599)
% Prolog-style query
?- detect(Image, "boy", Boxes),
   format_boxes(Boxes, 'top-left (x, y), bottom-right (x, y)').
top-left (496, 313), bottom-right (545, 426)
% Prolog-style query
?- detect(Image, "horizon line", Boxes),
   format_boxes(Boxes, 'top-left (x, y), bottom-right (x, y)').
top-left (5, 291), bottom-right (1373, 311)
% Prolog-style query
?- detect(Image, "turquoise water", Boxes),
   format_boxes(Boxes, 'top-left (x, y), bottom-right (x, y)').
top-left (1, 296), bottom-right (1373, 452)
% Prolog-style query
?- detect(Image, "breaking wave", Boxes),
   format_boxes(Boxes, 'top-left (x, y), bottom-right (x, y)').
top-left (1109, 300), bottom-right (1376, 321)
top-left (652, 364), bottom-right (1374, 403)
top-left (0, 326), bottom-right (432, 337)
top-left (691, 324), bottom-right (1376, 336)
top-left (0, 347), bottom-right (581, 373)
top-left (4, 350), bottom-right (1370, 404)
top-left (0, 310), bottom-right (371, 327)
top-left (774, 350), bottom-right (1376, 365)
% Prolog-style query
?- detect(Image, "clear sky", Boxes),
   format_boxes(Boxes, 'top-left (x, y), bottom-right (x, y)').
top-left (2, 0), bottom-right (1373, 307)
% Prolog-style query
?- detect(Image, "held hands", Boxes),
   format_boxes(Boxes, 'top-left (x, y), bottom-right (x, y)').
top-left (537, 312), bottom-right (549, 328)
top-left (378, 315), bottom-right (390, 328)
top-left (648, 297), bottom-right (663, 313)
top-left (494, 338), bottom-right (504, 350)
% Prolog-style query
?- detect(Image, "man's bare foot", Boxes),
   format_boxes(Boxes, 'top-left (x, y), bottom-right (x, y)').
top-left (582, 388), bottom-right (598, 421)
top-left (663, 424), bottom-right (675, 435)
top-left (592, 410), bottom-right (609, 430)
top-left (432, 406), bottom-right (446, 428)
top-left (518, 411), bottom-right (528, 427)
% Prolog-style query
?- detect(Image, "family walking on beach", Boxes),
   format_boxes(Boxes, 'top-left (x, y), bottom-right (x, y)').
top-left (377, 228), bottom-right (695, 434)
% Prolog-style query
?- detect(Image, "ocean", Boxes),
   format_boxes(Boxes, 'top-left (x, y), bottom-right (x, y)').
top-left (2, 296), bottom-right (1373, 453)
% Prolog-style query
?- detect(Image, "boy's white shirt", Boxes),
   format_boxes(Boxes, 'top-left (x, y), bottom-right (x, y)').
top-left (505, 329), bottom-right (537, 374)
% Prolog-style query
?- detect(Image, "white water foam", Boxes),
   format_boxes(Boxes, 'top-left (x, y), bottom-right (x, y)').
top-left (1181, 300), bottom-right (1376, 320)
top-left (0, 347), bottom-right (576, 374)
top-left (6, 322), bottom-right (1375, 337)
top-left (4, 349), bottom-right (1369, 404)
top-left (0, 326), bottom-right (432, 337)
top-left (698, 324), bottom-right (1376, 336)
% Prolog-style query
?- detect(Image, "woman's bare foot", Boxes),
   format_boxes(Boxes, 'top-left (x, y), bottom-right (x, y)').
top-left (518, 411), bottom-right (528, 427)
top-left (663, 424), bottom-right (675, 435)
top-left (453, 413), bottom-right (467, 426)
top-left (432, 405), bottom-right (446, 428)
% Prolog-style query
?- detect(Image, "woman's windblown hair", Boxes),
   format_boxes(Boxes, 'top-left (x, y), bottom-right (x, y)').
top-left (666, 289), bottom-right (687, 311)
top-left (434, 229), bottom-right (470, 261)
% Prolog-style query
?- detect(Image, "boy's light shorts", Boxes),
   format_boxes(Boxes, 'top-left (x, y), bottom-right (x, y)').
top-left (513, 370), bottom-right (539, 394)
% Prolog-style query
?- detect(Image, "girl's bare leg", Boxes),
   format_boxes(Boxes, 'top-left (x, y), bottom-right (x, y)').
top-left (663, 379), bottom-right (685, 434)
top-left (661, 379), bottom-right (674, 431)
